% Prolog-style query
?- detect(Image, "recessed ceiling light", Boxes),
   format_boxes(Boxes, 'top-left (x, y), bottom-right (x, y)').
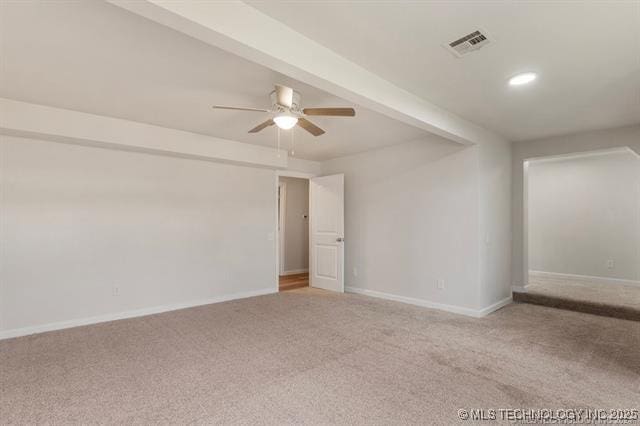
top-left (509, 72), bottom-right (537, 86)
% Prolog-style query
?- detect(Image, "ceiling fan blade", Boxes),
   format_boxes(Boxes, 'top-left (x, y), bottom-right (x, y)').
top-left (248, 119), bottom-right (275, 133)
top-left (297, 118), bottom-right (325, 136)
top-left (212, 105), bottom-right (270, 112)
top-left (274, 84), bottom-right (294, 108)
top-left (303, 107), bottom-right (356, 117)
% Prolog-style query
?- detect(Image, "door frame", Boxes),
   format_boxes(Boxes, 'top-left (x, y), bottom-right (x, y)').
top-left (274, 170), bottom-right (318, 292)
top-left (278, 181), bottom-right (287, 275)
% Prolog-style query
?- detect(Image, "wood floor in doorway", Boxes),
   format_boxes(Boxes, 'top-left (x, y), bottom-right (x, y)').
top-left (279, 273), bottom-right (309, 291)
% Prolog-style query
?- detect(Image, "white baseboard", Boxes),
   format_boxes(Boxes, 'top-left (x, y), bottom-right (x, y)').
top-left (280, 269), bottom-right (309, 276)
top-left (511, 284), bottom-right (530, 293)
top-left (0, 287), bottom-right (276, 341)
top-left (345, 286), bottom-right (512, 318)
top-left (529, 270), bottom-right (640, 288)
top-left (477, 296), bottom-right (513, 316)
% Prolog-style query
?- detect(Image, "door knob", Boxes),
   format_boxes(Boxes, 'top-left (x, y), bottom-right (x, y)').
top-left (336, 237), bottom-right (344, 242)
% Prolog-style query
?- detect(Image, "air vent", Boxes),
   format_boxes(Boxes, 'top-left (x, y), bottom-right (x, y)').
top-left (445, 30), bottom-right (491, 58)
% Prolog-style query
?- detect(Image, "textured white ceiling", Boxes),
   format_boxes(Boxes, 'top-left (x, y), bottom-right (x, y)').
top-left (0, 1), bottom-right (429, 161)
top-left (248, 1), bottom-right (640, 141)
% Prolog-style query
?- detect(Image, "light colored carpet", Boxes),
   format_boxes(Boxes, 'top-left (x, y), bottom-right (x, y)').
top-left (1, 288), bottom-right (639, 424)
top-left (528, 274), bottom-right (640, 311)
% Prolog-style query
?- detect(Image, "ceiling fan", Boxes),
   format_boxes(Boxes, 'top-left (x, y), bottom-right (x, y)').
top-left (212, 85), bottom-right (355, 137)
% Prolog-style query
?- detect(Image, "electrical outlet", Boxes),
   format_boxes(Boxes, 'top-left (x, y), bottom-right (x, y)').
top-left (437, 279), bottom-right (445, 290)
top-left (353, 267), bottom-right (358, 277)
top-left (112, 286), bottom-right (120, 296)
top-left (607, 259), bottom-right (615, 270)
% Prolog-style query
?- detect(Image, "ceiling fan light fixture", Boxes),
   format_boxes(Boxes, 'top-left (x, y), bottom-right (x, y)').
top-left (214, 85), bottom-right (352, 136)
top-left (273, 114), bottom-right (298, 130)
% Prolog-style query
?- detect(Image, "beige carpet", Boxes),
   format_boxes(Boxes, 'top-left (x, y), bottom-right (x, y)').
top-left (1, 288), bottom-right (639, 424)
top-left (527, 274), bottom-right (640, 311)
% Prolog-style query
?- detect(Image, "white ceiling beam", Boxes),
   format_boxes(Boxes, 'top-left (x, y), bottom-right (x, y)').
top-left (109, 0), bottom-right (506, 146)
top-left (0, 98), bottom-right (288, 169)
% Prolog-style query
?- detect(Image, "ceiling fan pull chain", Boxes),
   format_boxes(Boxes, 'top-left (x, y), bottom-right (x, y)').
top-left (277, 127), bottom-right (281, 157)
top-left (290, 127), bottom-right (295, 157)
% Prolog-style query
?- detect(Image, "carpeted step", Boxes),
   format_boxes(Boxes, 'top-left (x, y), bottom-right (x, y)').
top-left (513, 291), bottom-right (640, 322)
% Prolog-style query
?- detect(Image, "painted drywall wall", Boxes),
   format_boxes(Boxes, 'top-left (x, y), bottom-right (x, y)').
top-left (321, 134), bottom-right (512, 313)
top-left (322, 137), bottom-right (482, 311)
top-left (0, 135), bottom-right (277, 334)
top-left (280, 176), bottom-right (309, 273)
top-left (478, 138), bottom-right (513, 308)
top-left (0, 101), bottom-right (511, 330)
top-left (512, 124), bottom-right (640, 287)
top-left (286, 157), bottom-right (322, 175)
top-left (528, 150), bottom-right (640, 281)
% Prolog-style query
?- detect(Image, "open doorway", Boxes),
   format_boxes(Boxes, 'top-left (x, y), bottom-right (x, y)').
top-left (519, 147), bottom-right (640, 319)
top-left (278, 176), bottom-right (310, 291)
top-left (275, 172), bottom-right (345, 293)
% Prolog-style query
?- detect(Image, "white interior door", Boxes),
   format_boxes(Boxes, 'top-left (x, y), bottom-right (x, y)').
top-left (310, 174), bottom-right (344, 292)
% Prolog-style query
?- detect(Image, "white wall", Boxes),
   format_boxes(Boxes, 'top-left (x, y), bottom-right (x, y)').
top-left (477, 138), bottom-right (513, 308)
top-left (280, 176), bottom-right (309, 273)
top-left (0, 103), bottom-right (513, 335)
top-left (322, 137), bottom-right (483, 311)
top-left (512, 124), bottom-right (640, 288)
top-left (286, 157), bottom-right (322, 175)
top-left (528, 150), bottom-right (640, 281)
top-left (321, 132), bottom-right (512, 315)
top-left (0, 135), bottom-right (277, 335)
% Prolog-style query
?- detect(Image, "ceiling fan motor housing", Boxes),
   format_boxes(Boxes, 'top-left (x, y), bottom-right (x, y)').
top-left (270, 90), bottom-right (301, 113)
